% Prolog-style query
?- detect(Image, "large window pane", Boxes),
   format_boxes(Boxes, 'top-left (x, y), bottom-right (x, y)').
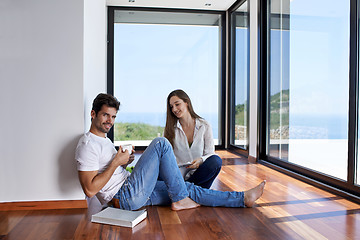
top-left (233, 1), bottom-right (249, 149)
top-left (112, 10), bottom-right (221, 146)
top-left (269, 0), bottom-right (350, 180)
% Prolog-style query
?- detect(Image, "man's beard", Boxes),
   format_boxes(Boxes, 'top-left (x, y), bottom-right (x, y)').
top-left (98, 123), bottom-right (112, 133)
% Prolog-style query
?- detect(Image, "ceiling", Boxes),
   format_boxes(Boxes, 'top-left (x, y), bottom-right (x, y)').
top-left (106, 0), bottom-right (239, 11)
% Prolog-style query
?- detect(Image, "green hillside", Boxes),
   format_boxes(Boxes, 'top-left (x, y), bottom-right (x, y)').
top-left (235, 89), bottom-right (289, 129)
top-left (114, 122), bottom-right (164, 141)
top-left (269, 90), bottom-right (289, 129)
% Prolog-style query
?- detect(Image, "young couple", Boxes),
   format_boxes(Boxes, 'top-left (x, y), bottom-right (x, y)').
top-left (75, 91), bottom-right (265, 211)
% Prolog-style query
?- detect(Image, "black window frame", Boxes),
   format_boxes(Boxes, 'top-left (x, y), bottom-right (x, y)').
top-left (107, 6), bottom-right (227, 150)
top-left (228, 0), bottom-right (250, 156)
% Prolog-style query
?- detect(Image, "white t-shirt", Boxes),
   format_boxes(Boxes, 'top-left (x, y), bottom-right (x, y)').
top-left (75, 132), bottom-right (130, 205)
top-left (173, 118), bottom-right (216, 178)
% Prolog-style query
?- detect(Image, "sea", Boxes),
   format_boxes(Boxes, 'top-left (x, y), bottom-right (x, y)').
top-left (289, 114), bottom-right (348, 139)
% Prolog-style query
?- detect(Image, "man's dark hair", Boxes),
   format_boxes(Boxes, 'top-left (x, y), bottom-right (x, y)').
top-left (92, 93), bottom-right (120, 115)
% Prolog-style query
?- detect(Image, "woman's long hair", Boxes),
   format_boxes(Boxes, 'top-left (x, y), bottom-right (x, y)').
top-left (164, 89), bottom-right (201, 146)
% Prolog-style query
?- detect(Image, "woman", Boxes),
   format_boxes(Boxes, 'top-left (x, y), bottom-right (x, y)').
top-left (164, 89), bottom-right (222, 189)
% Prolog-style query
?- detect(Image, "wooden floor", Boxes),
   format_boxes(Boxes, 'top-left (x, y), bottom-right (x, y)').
top-left (1, 151), bottom-right (360, 240)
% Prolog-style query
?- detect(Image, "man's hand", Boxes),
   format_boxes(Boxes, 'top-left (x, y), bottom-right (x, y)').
top-left (112, 146), bottom-right (132, 167)
top-left (187, 157), bottom-right (203, 169)
top-left (126, 154), bottom-right (135, 166)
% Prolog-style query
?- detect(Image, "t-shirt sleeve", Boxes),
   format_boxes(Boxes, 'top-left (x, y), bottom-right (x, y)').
top-left (75, 141), bottom-right (99, 171)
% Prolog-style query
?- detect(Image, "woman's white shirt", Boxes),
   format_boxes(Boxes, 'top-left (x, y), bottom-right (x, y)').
top-left (173, 118), bottom-right (216, 178)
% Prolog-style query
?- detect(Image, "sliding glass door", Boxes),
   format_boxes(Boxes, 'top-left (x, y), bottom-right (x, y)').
top-left (230, 0), bottom-right (249, 150)
top-left (261, 0), bottom-right (360, 196)
top-left (268, 0), bottom-right (350, 180)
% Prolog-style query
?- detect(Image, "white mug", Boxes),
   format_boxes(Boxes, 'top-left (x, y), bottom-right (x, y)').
top-left (121, 144), bottom-right (133, 154)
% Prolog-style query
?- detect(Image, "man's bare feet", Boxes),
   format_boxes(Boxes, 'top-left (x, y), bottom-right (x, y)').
top-left (171, 197), bottom-right (200, 211)
top-left (244, 180), bottom-right (266, 207)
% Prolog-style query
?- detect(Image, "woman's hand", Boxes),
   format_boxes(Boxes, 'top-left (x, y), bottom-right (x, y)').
top-left (187, 157), bottom-right (203, 169)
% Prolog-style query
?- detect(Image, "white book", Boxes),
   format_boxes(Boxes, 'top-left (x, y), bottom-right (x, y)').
top-left (178, 162), bottom-right (192, 167)
top-left (91, 207), bottom-right (147, 228)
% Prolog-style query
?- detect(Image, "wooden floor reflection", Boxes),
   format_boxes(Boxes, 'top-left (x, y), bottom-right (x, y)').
top-left (1, 151), bottom-right (359, 239)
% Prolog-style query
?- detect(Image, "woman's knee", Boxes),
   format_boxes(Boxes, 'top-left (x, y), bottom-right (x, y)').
top-left (206, 155), bottom-right (222, 169)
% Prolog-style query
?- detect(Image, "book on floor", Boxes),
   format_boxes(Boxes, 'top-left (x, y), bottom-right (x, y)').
top-left (91, 207), bottom-right (147, 228)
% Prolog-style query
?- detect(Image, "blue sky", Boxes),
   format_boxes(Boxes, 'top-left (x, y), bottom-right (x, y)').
top-left (287, 0), bottom-right (350, 116)
top-left (114, 24), bottom-right (219, 116)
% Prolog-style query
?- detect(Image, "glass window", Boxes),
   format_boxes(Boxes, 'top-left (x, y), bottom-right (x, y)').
top-left (269, 0), bottom-right (350, 180)
top-left (232, 1), bottom-right (249, 149)
top-left (112, 10), bottom-right (222, 146)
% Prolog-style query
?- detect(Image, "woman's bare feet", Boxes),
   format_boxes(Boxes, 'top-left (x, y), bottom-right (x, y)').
top-left (171, 197), bottom-right (200, 211)
top-left (244, 180), bottom-right (266, 207)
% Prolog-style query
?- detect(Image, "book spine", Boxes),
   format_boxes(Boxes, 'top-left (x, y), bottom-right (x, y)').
top-left (92, 217), bottom-right (132, 228)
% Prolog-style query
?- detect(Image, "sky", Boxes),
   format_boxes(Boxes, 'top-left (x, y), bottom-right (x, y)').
top-left (287, 0), bottom-right (350, 116)
top-left (114, 24), bottom-right (219, 115)
top-left (269, 0), bottom-right (350, 117)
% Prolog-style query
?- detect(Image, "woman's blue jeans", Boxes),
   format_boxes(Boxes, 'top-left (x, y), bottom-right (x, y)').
top-left (187, 155), bottom-right (222, 189)
top-left (113, 137), bottom-right (244, 210)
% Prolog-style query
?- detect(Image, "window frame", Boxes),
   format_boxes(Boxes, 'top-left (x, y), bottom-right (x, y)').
top-left (349, 0), bottom-right (359, 185)
top-left (258, 0), bottom-right (360, 198)
top-left (228, 0), bottom-right (250, 156)
top-left (106, 6), bottom-right (227, 150)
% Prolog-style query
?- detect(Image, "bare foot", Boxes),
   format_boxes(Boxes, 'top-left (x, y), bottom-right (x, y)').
top-left (171, 197), bottom-right (200, 211)
top-left (244, 180), bottom-right (266, 207)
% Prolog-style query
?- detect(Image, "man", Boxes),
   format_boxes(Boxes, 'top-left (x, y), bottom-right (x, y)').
top-left (75, 93), bottom-right (265, 211)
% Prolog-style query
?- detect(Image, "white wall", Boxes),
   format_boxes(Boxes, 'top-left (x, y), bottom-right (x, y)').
top-left (249, 0), bottom-right (259, 159)
top-left (0, 0), bottom-right (85, 202)
top-left (84, 0), bottom-right (107, 132)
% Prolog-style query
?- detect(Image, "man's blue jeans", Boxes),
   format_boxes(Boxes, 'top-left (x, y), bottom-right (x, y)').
top-left (114, 137), bottom-right (245, 210)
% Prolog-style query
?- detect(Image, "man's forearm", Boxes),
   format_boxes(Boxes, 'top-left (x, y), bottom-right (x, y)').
top-left (79, 161), bottom-right (120, 198)
top-left (79, 149), bottom-right (130, 198)
top-left (92, 163), bottom-right (119, 189)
